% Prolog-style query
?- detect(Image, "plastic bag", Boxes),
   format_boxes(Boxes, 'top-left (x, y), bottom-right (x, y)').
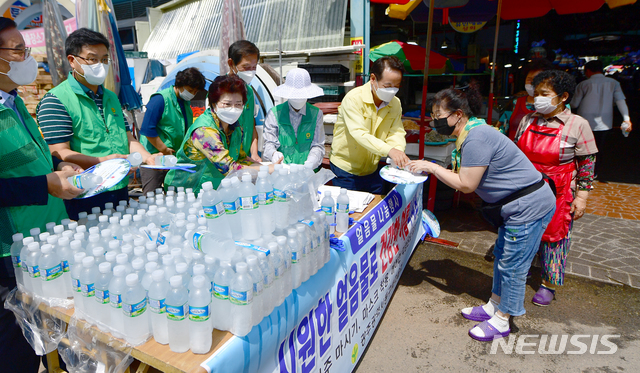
top-left (225, 168), bottom-right (258, 183)
top-left (58, 316), bottom-right (133, 373)
top-left (308, 168), bottom-right (336, 210)
top-left (4, 288), bottom-right (67, 355)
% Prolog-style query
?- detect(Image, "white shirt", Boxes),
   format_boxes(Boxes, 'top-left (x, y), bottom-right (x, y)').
top-left (571, 74), bottom-right (628, 132)
top-left (262, 101), bottom-right (326, 169)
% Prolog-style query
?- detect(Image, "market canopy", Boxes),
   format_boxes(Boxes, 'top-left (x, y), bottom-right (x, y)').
top-left (370, 40), bottom-right (464, 73)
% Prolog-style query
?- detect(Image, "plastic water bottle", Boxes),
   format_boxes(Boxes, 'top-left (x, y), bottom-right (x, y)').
top-left (56, 237), bottom-right (74, 297)
top-left (19, 237), bottom-right (34, 292)
top-left (70, 252), bottom-right (86, 315)
top-left (296, 224), bottom-right (311, 282)
top-left (155, 155), bottom-right (178, 167)
top-left (287, 167), bottom-right (300, 224)
top-left (276, 236), bottom-right (293, 297)
top-left (316, 210), bottom-right (331, 262)
top-left (229, 263), bottom-right (253, 336)
top-left (94, 262), bottom-right (113, 331)
top-left (336, 188), bottom-right (350, 233)
top-left (165, 275), bottom-right (190, 353)
top-left (10, 233), bottom-right (24, 288)
top-left (201, 181), bottom-right (232, 239)
top-left (204, 255), bottom-right (219, 289)
top-left (267, 242), bottom-right (285, 307)
top-left (141, 262), bottom-right (158, 292)
top-left (26, 242), bottom-right (43, 297)
top-left (245, 255), bottom-right (263, 325)
top-left (622, 121), bottom-right (630, 137)
top-left (67, 173), bottom-right (103, 189)
top-left (122, 274), bottom-right (150, 346)
top-left (321, 191), bottom-right (335, 234)
top-left (287, 229), bottom-right (302, 289)
top-left (239, 175), bottom-right (262, 240)
top-left (109, 265), bottom-right (128, 338)
top-left (257, 252), bottom-right (275, 315)
top-left (127, 152), bottom-right (143, 167)
top-left (148, 269), bottom-right (170, 345)
top-left (131, 258), bottom-right (145, 279)
top-left (256, 171), bottom-right (276, 234)
top-left (38, 244), bottom-right (67, 300)
top-left (80, 257), bottom-right (99, 323)
top-left (212, 260), bottom-right (234, 331)
top-left (175, 262), bottom-right (191, 286)
top-left (189, 275), bottom-right (213, 353)
top-left (116, 253), bottom-right (133, 275)
top-left (161, 255), bottom-right (177, 281)
top-left (189, 264), bottom-right (211, 293)
top-left (86, 214), bottom-right (98, 229)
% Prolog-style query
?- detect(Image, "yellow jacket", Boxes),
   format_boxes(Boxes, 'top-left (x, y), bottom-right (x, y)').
top-left (330, 82), bottom-right (406, 176)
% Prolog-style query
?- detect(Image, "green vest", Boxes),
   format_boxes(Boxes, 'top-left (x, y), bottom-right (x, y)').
top-left (47, 74), bottom-right (130, 190)
top-left (140, 86), bottom-right (192, 153)
top-left (164, 109), bottom-right (243, 194)
top-left (272, 102), bottom-right (319, 164)
top-left (0, 97), bottom-right (67, 257)
top-left (238, 83), bottom-right (255, 154)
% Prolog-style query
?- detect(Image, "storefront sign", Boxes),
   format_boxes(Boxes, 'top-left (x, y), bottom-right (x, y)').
top-left (200, 184), bottom-right (425, 373)
top-left (351, 37), bottom-right (364, 73)
top-left (20, 17), bottom-right (77, 48)
top-left (450, 20), bottom-right (486, 33)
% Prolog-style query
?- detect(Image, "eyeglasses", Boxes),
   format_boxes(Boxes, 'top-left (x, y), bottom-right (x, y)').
top-left (431, 111), bottom-right (454, 120)
top-left (74, 55), bottom-right (110, 65)
top-left (0, 47), bottom-right (31, 58)
top-left (217, 101), bottom-right (244, 109)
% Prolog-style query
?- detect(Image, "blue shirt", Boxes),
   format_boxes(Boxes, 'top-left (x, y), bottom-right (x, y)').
top-left (139, 93), bottom-right (190, 138)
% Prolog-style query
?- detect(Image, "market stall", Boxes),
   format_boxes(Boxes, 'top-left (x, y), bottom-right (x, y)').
top-left (11, 184), bottom-right (425, 373)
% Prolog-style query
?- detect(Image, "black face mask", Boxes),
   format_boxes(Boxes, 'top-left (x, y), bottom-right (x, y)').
top-left (432, 112), bottom-right (457, 136)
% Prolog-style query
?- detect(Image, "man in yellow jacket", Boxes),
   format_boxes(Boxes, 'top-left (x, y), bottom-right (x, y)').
top-left (330, 56), bottom-right (408, 193)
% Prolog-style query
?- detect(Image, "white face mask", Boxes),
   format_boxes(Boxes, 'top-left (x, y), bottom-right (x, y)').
top-left (215, 106), bottom-right (243, 124)
top-left (525, 84), bottom-right (535, 97)
top-left (0, 56), bottom-right (38, 86)
top-left (534, 95), bottom-right (560, 115)
top-left (74, 57), bottom-right (109, 86)
top-left (288, 98), bottom-right (307, 110)
top-left (373, 81), bottom-right (399, 103)
top-left (179, 89), bottom-right (195, 101)
top-left (236, 70), bottom-right (256, 84)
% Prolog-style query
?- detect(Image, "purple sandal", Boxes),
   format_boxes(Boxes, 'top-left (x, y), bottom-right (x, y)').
top-left (468, 320), bottom-right (511, 342)
top-left (461, 306), bottom-right (492, 322)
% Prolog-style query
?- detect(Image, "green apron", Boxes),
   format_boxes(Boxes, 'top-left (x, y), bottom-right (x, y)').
top-left (46, 73), bottom-right (130, 191)
top-left (238, 82), bottom-right (255, 155)
top-left (165, 109), bottom-right (243, 194)
top-left (272, 102), bottom-right (319, 164)
top-left (140, 86), bottom-right (192, 153)
top-left (0, 97), bottom-right (67, 257)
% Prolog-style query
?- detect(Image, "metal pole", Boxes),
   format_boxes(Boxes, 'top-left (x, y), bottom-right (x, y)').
top-left (363, 0), bottom-right (371, 82)
top-left (487, 0), bottom-right (502, 125)
top-left (278, 22), bottom-right (284, 85)
top-left (418, 0), bottom-right (435, 160)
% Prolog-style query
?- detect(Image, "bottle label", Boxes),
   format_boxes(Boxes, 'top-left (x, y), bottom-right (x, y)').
top-left (124, 298), bottom-right (147, 318)
top-left (110, 293), bottom-right (122, 309)
top-left (73, 278), bottom-right (81, 293)
top-left (322, 206), bottom-right (333, 215)
top-left (229, 289), bottom-right (253, 305)
top-left (11, 255), bottom-right (20, 268)
top-left (160, 223), bottom-right (170, 231)
top-left (188, 304), bottom-right (211, 321)
top-left (234, 241), bottom-right (270, 255)
top-left (337, 203), bottom-right (350, 214)
top-left (192, 232), bottom-right (203, 251)
top-left (274, 188), bottom-right (288, 202)
top-left (213, 283), bottom-right (229, 300)
top-left (156, 233), bottom-right (166, 246)
top-left (21, 263), bottom-right (29, 273)
top-left (301, 219), bottom-right (314, 227)
top-left (70, 175), bottom-right (83, 189)
top-left (204, 202), bottom-right (226, 219)
top-left (166, 303), bottom-right (188, 321)
top-left (224, 201), bottom-right (238, 215)
top-left (258, 191), bottom-right (275, 205)
top-left (275, 264), bottom-right (284, 280)
top-left (264, 272), bottom-right (274, 288)
top-left (253, 281), bottom-right (263, 296)
top-left (81, 282), bottom-right (95, 297)
top-left (149, 298), bottom-right (166, 313)
top-left (95, 289), bottom-right (110, 304)
top-left (292, 251), bottom-right (298, 264)
top-left (240, 195), bottom-right (259, 210)
top-left (29, 265), bottom-right (40, 278)
top-left (62, 260), bottom-right (70, 273)
top-left (42, 264), bottom-right (63, 281)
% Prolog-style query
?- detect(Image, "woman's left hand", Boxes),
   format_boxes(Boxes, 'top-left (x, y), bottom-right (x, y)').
top-left (58, 162), bottom-right (84, 173)
top-left (571, 196), bottom-right (587, 220)
top-left (407, 160), bottom-right (437, 174)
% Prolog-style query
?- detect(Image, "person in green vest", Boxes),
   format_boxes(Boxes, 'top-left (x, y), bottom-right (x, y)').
top-left (227, 40), bottom-right (261, 162)
top-left (165, 75), bottom-right (279, 193)
top-left (0, 17), bottom-right (84, 373)
top-left (139, 67), bottom-right (206, 193)
top-left (37, 28), bottom-right (158, 220)
top-left (263, 68), bottom-right (326, 169)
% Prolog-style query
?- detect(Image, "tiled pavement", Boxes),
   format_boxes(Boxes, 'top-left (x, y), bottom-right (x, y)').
top-left (432, 181), bottom-right (640, 289)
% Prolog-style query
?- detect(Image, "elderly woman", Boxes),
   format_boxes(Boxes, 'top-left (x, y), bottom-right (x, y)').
top-left (408, 87), bottom-right (556, 342)
top-left (514, 70), bottom-right (597, 306)
top-left (165, 75), bottom-right (277, 193)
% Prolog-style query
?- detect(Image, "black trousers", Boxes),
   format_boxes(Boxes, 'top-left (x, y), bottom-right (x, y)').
top-left (592, 129), bottom-right (611, 176)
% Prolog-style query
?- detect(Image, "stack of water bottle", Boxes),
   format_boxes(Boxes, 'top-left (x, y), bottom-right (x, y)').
top-left (9, 163), bottom-right (341, 353)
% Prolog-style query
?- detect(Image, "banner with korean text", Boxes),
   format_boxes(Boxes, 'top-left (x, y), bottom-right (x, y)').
top-left (200, 183), bottom-right (425, 373)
